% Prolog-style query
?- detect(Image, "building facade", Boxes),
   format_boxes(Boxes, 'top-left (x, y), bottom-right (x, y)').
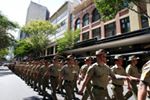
top-left (65, 0), bottom-right (150, 66)
top-left (20, 1), bottom-right (50, 39)
top-left (26, 1), bottom-right (49, 24)
top-left (45, 1), bottom-right (79, 56)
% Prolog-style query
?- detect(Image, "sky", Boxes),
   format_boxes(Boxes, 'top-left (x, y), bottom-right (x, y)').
top-left (0, 0), bottom-right (72, 38)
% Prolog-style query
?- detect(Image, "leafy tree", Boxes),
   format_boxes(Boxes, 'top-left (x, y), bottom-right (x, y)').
top-left (57, 29), bottom-right (80, 53)
top-left (0, 48), bottom-right (8, 60)
top-left (22, 20), bottom-right (57, 35)
top-left (21, 20), bottom-right (57, 56)
top-left (0, 12), bottom-right (18, 50)
top-left (94, 0), bottom-right (150, 20)
top-left (14, 39), bottom-right (33, 57)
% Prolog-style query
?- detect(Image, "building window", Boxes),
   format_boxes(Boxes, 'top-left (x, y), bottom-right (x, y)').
top-left (105, 22), bottom-right (116, 37)
top-left (92, 27), bottom-right (101, 39)
top-left (70, 14), bottom-right (73, 30)
top-left (47, 47), bottom-right (54, 55)
top-left (120, 17), bottom-right (130, 33)
top-left (82, 13), bottom-right (89, 27)
top-left (141, 15), bottom-right (149, 28)
top-left (75, 18), bottom-right (80, 29)
top-left (82, 32), bottom-right (89, 41)
top-left (60, 20), bottom-right (66, 26)
top-left (92, 8), bottom-right (100, 22)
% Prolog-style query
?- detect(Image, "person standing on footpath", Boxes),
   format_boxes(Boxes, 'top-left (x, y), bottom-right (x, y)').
top-left (138, 60), bottom-right (150, 100)
top-left (125, 55), bottom-right (140, 99)
top-left (78, 56), bottom-right (94, 100)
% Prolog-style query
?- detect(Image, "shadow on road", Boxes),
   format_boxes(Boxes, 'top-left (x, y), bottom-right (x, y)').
top-left (0, 71), bottom-right (13, 77)
top-left (0, 68), bottom-right (9, 71)
top-left (23, 96), bottom-right (43, 100)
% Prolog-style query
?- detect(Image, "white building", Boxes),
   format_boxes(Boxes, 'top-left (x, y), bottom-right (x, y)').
top-left (46, 1), bottom-right (79, 55)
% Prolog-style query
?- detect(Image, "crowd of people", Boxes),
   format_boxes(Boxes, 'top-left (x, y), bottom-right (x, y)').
top-left (8, 49), bottom-right (150, 100)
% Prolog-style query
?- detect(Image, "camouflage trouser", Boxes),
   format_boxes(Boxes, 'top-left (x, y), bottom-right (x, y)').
top-left (82, 83), bottom-right (94, 100)
top-left (111, 84), bottom-right (125, 100)
top-left (50, 76), bottom-right (58, 100)
top-left (92, 85), bottom-right (111, 100)
top-left (124, 81), bottom-right (138, 100)
top-left (63, 80), bottom-right (74, 100)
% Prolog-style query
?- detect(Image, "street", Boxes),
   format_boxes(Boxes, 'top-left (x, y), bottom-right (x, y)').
top-left (0, 66), bottom-right (43, 100)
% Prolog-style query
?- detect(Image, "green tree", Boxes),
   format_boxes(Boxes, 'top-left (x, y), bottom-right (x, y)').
top-left (14, 39), bottom-right (33, 57)
top-left (57, 29), bottom-right (80, 53)
top-left (94, 0), bottom-right (150, 20)
top-left (0, 48), bottom-right (8, 60)
top-left (22, 20), bottom-right (57, 35)
top-left (21, 20), bottom-right (57, 56)
top-left (0, 12), bottom-right (18, 50)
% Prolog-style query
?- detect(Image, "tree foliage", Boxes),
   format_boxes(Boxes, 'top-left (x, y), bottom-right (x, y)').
top-left (22, 20), bottom-right (57, 35)
top-left (18, 20), bottom-right (57, 57)
top-left (0, 12), bottom-right (18, 50)
top-left (57, 29), bottom-right (80, 53)
top-left (14, 39), bottom-right (33, 57)
top-left (0, 48), bottom-right (8, 60)
top-left (94, 0), bottom-right (150, 20)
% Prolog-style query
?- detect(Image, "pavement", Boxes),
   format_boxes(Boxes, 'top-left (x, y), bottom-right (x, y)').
top-left (0, 66), bottom-right (149, 100)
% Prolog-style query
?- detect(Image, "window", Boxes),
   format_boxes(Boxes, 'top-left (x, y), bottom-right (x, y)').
top-left (105, 22), bottom-right (116, 37)
top-left (75, 18), bottom-right (80, 29)
top-left (82, 13), bottom-right (89, 27)
top-left (120, 17), bottom-right (130, 33)
top-left (47, 47), bottom-right (54, 55)
top-left (92, 8), bottom-right (100, 22)
top-left (92, 27), bottom-right (101, 39)
top-left (70, 14), bottom-right (73, 30)
top-left (82, 32), bottom-right (89, 41)
top-left (60, 20), bottom-right (66, 26)
top-left (141, 15), bottom-right (149, 28)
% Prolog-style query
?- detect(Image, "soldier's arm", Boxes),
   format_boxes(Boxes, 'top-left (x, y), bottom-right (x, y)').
top-left (79, 64), bottom-right (95, 94)
top-left (109, 68), bottom-right (128, 80)
top-left (138, 81), bottom-right (147, 100)
top-left (79, 74), bottom-right (91, 94)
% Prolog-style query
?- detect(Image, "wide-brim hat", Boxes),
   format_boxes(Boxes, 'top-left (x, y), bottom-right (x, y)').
top-left (95, 49), bottom-right (105, 56)
top-left (114, 55), bottom-right (123, 60)
top-left (66, 55), bottom-right (74, 60)
top-left (84, 56), bottom-right (92, 61)
top-left (128, 55), bottom-right (139, 61)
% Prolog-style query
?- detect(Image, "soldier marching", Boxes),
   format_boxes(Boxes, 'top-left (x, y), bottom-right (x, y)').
top-left (8, 49), bottom-right (150, 100)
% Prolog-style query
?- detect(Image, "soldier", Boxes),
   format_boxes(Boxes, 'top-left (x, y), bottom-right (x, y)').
top-left (79, 49), bottom-right (135, 100)
top-left (78, 56), bottom-right (94, 100)
top-left (79, 49), bottom-right (116, 100)
top-left (73, 58), bottom-right (80, 93)
top-left (60, 55), bottom-right (76, 100)
top-left (111, 55), bottom-right (129, 100)
top-left (48, 56), bottom-right (61, 100)
top-left (125, 55), bottom-right (140, 99)
top-left (138, 60), bottom-right (150, 100)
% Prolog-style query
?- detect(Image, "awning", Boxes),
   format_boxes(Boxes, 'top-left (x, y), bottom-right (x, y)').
top-left (65, 33), bottom-right (150, 54)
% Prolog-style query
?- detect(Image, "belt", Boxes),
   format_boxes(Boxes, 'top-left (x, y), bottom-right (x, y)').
top-left (50, 76), bottom-right (57, 79)
top-left (64, 80), bottom-right (73, 83)
top-left (112, 83), bottom-right (122, 87)
top-left (93, 85), bottom-right (105, 90)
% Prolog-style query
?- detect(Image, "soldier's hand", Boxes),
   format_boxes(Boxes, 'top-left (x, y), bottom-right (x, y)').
top-left (78, 80), bottom-right (81, 85)
top-left (78, 90), bottom-right (83, 95)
